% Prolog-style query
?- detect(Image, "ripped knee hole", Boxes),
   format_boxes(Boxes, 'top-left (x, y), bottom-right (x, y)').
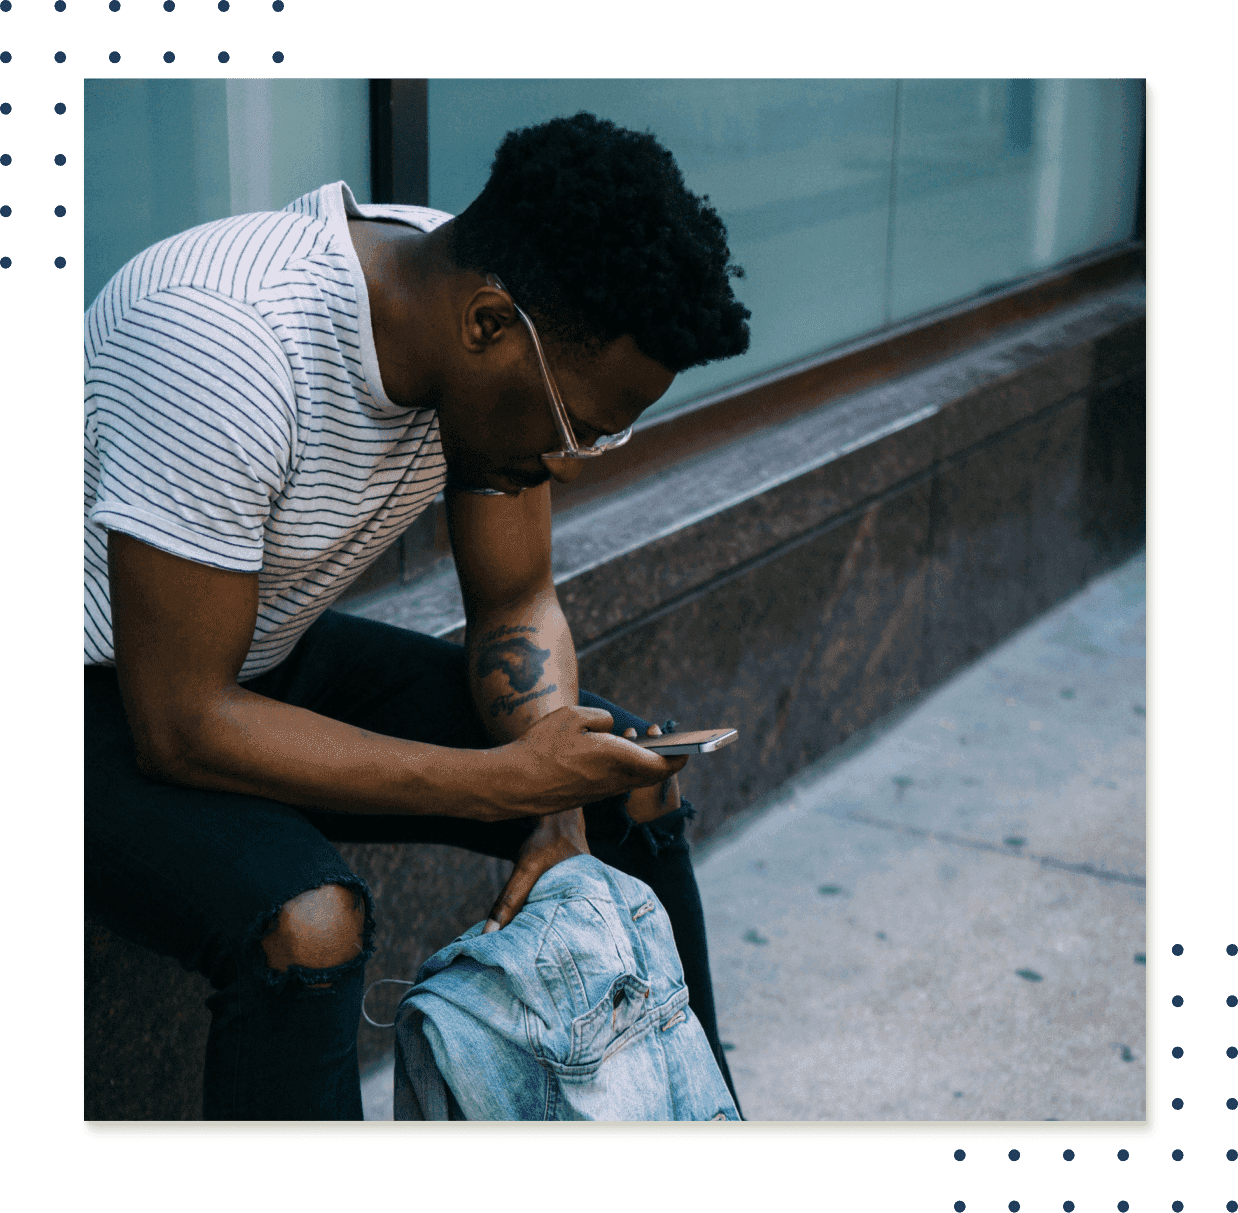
top-left (260, 882), bottom-right (367, 981)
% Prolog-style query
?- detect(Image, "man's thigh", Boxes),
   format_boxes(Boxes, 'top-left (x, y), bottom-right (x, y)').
top-left (85, 665), bottom-right (366, 988)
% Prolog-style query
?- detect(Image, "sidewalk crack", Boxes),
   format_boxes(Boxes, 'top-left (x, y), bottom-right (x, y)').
top-left (841, 810), bottom-right (1145, 887)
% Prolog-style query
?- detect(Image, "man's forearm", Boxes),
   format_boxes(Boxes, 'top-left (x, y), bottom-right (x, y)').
top-left (144, 684), bottom-right (518, 818)
top-left (466, 584), bottom-right (579, 746)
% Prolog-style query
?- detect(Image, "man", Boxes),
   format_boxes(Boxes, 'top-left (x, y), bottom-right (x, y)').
top-left (85, 111), bottom-right (751, 1119)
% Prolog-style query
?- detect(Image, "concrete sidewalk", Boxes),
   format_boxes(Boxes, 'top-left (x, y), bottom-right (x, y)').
top-left (695, 549), bottom-right (1145, 1121)
top-left (361, 550), bottom-right (1145, 1121)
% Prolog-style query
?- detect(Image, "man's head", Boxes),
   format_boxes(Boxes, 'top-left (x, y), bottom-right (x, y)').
top-left (435, 112), bottom-right (751, 494)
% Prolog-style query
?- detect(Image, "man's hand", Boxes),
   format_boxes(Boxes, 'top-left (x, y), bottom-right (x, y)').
top-left (482, 722), bottom-right (683, 932)
top-left (496, 706), bottom-right (686, 821)
top-left (483, 808), bottom-right (590, 933)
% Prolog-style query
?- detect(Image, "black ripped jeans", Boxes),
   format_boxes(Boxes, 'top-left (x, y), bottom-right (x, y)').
top-left (85, 609), bottom-right (738, 1120)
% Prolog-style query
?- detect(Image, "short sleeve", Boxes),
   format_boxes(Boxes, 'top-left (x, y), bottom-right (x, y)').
top-left (85, 287), bottom-right (297, 572)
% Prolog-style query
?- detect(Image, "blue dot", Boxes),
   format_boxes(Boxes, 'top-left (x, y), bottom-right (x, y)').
top-left (954, 1204), bottom-right (965, 1213)
top-left (272, 50), bottom-right (283, 63)
top-left (1229, 1149), bottom-right (1238, 1161)
top-left (0, 154), bottom-right (10, 166)
top-left (1008, 1149), bottom-right (1020, 1161)
top-left (164, 0), bottom-right (175, 9)
top-left (54, 153), bottom-right (65, 165)
top-left (0, 103), bottom-right (8, 114)
top-left (1228, 1202), bottom-right (1237, 1213)
top-left (1173, 1046), bottom-right (1184, 1058)
top-left (1229, 944), bottom-right (1237, 956)
top-left (0, 2), bottom-right (10, 12)
top-left (953, 1150), bottom-right (965, 1161)
top-left (55, 102), bottom-right (65, 114)
top-left (54, 255), bottom-right (65, 268)
top-left (1172, 1097), bottom-right (1184, 1109)
top-left (1009, 1203), bottom-right (1020, 1212)
top-left (163, 51), bottom-right (174, 63)
top-left (218, 0), bottom-right (229, 8)
top-left (1, 53), bottom-right (11, 64)
top-left (0, 257), bottom-right (10, 269)
top-left (1229, 995), bottom-right (1237, 1007)
top-left (1117, 1148), bottom-right (1129, 1160)
top-left (1229, 1047), bottom-right (1238, 1058)
top-left (54, 50), bottom-right (66, 63)
top-left (1063, 1204), bottom-right (1075, 1212)
top-left (56, 0), bottom-right (67, 10)
top-left (110, 0), bottom-right (120, 9)
top-left (217, 51), bottom-right (228, 63)
top-left (0, 205), bottom-right (10, 217)
top-left (109, 51), bottom-right (120, 63)
top-left (1172, 1149), bottom-right (1184, 1160)
top-left (1173, 943), bottom-right (1184, 955)
top-left (1120, 1204), bottom-right (1131, 1213)
top-left (1170, 1203), bottom-right (1182, 1213)
top-left (54, 204), bottom-right (65, 216)
top-left (1229, 1097), bottom-right (1238, 1110)
top-left (1063, 1149), bottom-right (1075, 1160)
top-left (273, 0), bottom-right (284, 8)
top-left (1173, 995), bottom-right (1184, 1007)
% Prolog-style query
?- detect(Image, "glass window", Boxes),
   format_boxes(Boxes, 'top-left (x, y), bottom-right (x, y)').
top-left (84, 79), bottom-right (371, 311)
top-left (888, 79), bottom-right (1143, 322)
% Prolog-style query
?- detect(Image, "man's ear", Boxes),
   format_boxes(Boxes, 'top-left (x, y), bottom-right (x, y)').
top-left (462, 284), bottom-right (517, 352)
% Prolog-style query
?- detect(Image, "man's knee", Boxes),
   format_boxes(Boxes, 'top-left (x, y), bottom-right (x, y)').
top-left (260, 883), bottom-right (365, 980)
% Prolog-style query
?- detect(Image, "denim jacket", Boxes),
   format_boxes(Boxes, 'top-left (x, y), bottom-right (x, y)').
top-left (392, 855), bottom-right (739, 1121)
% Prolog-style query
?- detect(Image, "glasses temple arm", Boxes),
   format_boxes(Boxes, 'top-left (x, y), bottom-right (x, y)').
top-left (513, 305), bottom-right (578, 453)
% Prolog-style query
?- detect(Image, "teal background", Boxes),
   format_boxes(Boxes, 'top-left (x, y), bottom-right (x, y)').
top-left (4, 2), bottom-right (1233, 1213)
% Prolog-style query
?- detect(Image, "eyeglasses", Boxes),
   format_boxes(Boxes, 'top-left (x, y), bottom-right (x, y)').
top-left (486, 274), bottom-right (633, 465)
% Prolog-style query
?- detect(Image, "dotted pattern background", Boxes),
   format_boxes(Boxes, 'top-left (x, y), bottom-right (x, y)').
top-left (0, 4), bottom-right (1219, 1210)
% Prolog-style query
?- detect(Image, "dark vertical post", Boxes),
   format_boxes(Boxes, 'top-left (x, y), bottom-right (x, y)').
top-left (369, 80), bottom-right (429, 207)
top-left (369, 80), bottom-right (394, 204)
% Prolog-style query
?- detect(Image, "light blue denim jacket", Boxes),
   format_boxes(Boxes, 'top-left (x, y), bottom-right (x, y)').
top-left (392, 855), bottom-right (739, 1121)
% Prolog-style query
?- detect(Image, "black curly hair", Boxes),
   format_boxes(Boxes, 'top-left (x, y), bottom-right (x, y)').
top-left (449, 111), bottom-right (751, 374)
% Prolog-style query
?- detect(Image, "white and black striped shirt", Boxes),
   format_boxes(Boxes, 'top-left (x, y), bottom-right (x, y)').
top-left (84, 181), bottom-right (452, 680)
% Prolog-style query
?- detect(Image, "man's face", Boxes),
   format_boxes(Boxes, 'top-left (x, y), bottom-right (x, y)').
top-left (444, 333), bottom-right (675, 495)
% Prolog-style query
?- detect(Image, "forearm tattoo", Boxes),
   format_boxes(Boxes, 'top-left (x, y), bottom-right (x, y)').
top-left (475, 624), bottom-right (558, 717)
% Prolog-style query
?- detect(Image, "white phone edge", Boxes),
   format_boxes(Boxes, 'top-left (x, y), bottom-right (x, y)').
top-left (636, 729), bottom-right (738, 755)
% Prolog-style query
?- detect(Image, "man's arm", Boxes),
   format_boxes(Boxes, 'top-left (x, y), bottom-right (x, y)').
top-left (446, 482), bottom-right (685, 929)
top-left (106, 530), bottom-right (675, 822)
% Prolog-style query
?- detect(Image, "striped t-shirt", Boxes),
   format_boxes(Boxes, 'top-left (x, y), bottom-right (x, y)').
top-left (84, 180), bottom-right (452, 681)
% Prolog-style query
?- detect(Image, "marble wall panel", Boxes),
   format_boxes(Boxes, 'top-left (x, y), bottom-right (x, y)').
top-left (930, 289), bottom-right (1139, 464)
top-left (1081, 367), bottom-right (1146, 564)
top-left (85, 920), bottom-right (211, 1120)
top-left (559, 419), bottom-right (937, 649)
top-left (577, 485), bottom-right (932, 844)
top-left (1022, 397), bottom-right (1095, 618)
top-left (1092, 316), bottom-right (1146, 387)
top-left (935, 342), bottom-right (1093, 465)
top-left (922, 417), bottom-right (1043, 688)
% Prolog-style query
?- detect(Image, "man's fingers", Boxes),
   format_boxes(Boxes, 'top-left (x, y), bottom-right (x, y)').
top-left (569, 705), bottom-right (615, 733)
top-left (483, 860), bottom-right (543, 933)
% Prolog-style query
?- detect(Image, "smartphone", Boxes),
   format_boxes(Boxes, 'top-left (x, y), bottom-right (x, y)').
top-left (629, 728), bottom-right (738, 755)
